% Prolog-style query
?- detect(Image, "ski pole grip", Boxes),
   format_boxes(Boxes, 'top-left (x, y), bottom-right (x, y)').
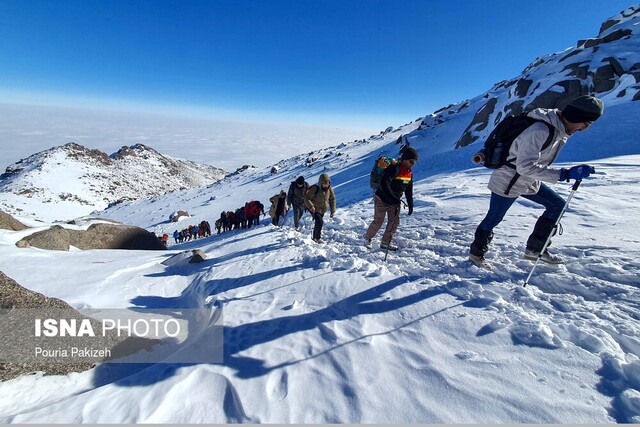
top-left (572, 180), bottom-right (582, 191)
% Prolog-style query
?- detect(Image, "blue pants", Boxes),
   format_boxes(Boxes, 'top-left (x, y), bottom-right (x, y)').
top-left (471, 183), bottom-right (565, 256)
top-left (478, 183), bottom-right (565, 231)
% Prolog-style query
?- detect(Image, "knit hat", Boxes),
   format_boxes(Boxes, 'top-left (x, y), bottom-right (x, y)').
top-left (295, 176), bottom-right (305, 185)
top-left (401, 147), bottom-right (419, 161)
top-left (562, 95), bottom-right (604, 123)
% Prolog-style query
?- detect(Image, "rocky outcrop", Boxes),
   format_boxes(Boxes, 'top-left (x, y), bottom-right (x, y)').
top-left (170, 210), bottom-right (190, 222)
top-left (578, 29), bottom-right (633, 49)
top-left (15, 223), bottom-right (166, 251)
top-left (455, 97), bottom-right (498, 148)
top-left (0, 271), bottom-right (95, 380)
top-left (0, 271), bottom-right (160, 381)
top-left (161, 250), bottom-right (208, 267)
top-left (0, 210), bottom-right (28, 231)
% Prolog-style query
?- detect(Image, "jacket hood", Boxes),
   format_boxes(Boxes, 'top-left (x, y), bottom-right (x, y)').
top-left (319, 174), bottom-right (331, 186)
top-left (526, 108), bottom-right (570, 140)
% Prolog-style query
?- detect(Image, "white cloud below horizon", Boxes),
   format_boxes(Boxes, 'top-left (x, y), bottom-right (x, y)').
top-left (0, 103), bottom-right (380, 172)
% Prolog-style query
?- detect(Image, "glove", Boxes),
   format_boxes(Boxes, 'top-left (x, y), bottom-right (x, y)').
top-left (560, 164), bottom-right (595, 181)
top-left (408, 205), bottom-right (413, 216)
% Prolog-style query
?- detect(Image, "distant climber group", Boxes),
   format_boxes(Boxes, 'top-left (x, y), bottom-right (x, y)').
top-left (215, 200), bottom-right (265, 233)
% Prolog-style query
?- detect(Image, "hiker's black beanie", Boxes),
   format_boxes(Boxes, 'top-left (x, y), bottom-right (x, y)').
top-left (562, 95), bottom-right (604, 123)
top-left (401, 147), bottom-right (419, 161)
top-left (296, 176), bottom-right (305, 185)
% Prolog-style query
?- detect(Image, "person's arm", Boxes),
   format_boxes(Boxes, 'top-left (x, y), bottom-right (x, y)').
top-left (380, 165), bottom-right (401, 204)
top-left (304, 186), bottom-right (316, 212)
top-left (329, 188), bottom-right (337, 216)
top-left (405, 180), bottom-right (414, 215)
top-left (514, 123), bottom-right (563, 183)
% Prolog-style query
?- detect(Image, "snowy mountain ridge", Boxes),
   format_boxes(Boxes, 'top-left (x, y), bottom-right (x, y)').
top-left (0, 142), bottom-right (227, 222)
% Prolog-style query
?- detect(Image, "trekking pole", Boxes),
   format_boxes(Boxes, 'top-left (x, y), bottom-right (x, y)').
top-left (524, 180), bottom-right (582, 287)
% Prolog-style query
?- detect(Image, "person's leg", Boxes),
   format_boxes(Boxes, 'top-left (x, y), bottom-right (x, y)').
top-left (313, 213), bottom-right (324, 240)
top-left (522, 183), bottom-right (566, 253)
top-left (381, 204), bottom-right (400, 246)
top-left (294, 205), bottom-right (303, 228)
top-left (365, 196), bottom-right (388, 240)
top-left (470, 193), bottom-right (518, 257)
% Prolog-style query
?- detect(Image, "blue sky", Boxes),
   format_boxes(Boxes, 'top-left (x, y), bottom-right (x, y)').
top-left (0, 0), bottom-right (634, 128)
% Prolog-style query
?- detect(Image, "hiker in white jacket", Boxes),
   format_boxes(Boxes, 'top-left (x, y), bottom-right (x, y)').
top-left (469, 95), bottom-right (604, 269)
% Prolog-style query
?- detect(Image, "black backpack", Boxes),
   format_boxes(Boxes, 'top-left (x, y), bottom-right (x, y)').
top-left (477, 113), bottom-right (555, 169)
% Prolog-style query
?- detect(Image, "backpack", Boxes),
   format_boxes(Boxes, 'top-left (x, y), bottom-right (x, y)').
top-left (370, 156), bottom-right (398, 190)
top-left (477, 114), bottom-right (555, 169)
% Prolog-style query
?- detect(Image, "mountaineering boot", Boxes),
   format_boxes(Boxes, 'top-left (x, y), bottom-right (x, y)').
top-left (363, 234), bottom-right (372, 249)
top-left (470, 227), bottom-right (493, 258)
top-left (380, 242), bottom-right (398, 251)
top-left (469, 253), bottom-right (493, 270)
top-left (524, 248), bottom-right (564, 264)
top-left (526, 216), bottom-right (558, 254)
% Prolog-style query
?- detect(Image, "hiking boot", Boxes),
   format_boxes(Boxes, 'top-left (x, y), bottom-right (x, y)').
top-left (363, 234), bottom-right (372, 249)
top-left (312, 238), bottom-right (324, 244)
top-left (469, 253), bottom-right (492, 270)
top-left (380, 242), bottom-right (398, 251)
top-left (524, 248), bottom-right (564, 264)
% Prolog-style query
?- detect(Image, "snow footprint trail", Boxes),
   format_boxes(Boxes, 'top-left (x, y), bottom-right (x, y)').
top-left (310, 180), bottom-right (640, 421)
top-left (410, 174), bottom-right (640, 422)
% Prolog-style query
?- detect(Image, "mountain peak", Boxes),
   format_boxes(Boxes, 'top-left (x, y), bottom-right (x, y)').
top-left (110, 144), bottom-right (160, 160)
top-left (0, 144), bottom-right (228, 221)
top-left (60, 142), bottom-right (112, 165)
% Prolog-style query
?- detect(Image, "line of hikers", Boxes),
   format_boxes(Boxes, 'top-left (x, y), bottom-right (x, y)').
top-left (272, 95), bottom-right (604, 269)
top-left (158, 221), bottom-right (213, 247)
top-left (215, 200), bottom-right (266, 234)
top-left (172, 221), bottom-right (212, 244)
top-left (269, 173), bottom-right (337, 243)
top-left (161, 95), bottom-right (603, 267)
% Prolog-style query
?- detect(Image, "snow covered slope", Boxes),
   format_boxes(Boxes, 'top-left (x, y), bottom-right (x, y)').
top-left (0, 147), bottom-right (638, 422)
top-left (0, 143), bottom-right (227, 222)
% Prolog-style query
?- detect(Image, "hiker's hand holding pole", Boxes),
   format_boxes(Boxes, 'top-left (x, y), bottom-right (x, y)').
top-left (559, 165), bottom-right (595, 182)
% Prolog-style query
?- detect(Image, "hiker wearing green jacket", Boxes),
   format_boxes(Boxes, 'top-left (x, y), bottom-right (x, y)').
top-left (304, 173), bottom-right (336, 243)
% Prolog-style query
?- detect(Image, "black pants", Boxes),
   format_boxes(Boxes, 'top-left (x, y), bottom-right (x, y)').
top-left (292, 204), bottom-right (305, 228)
top-left (312, 212), bottom-right (324, 240)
